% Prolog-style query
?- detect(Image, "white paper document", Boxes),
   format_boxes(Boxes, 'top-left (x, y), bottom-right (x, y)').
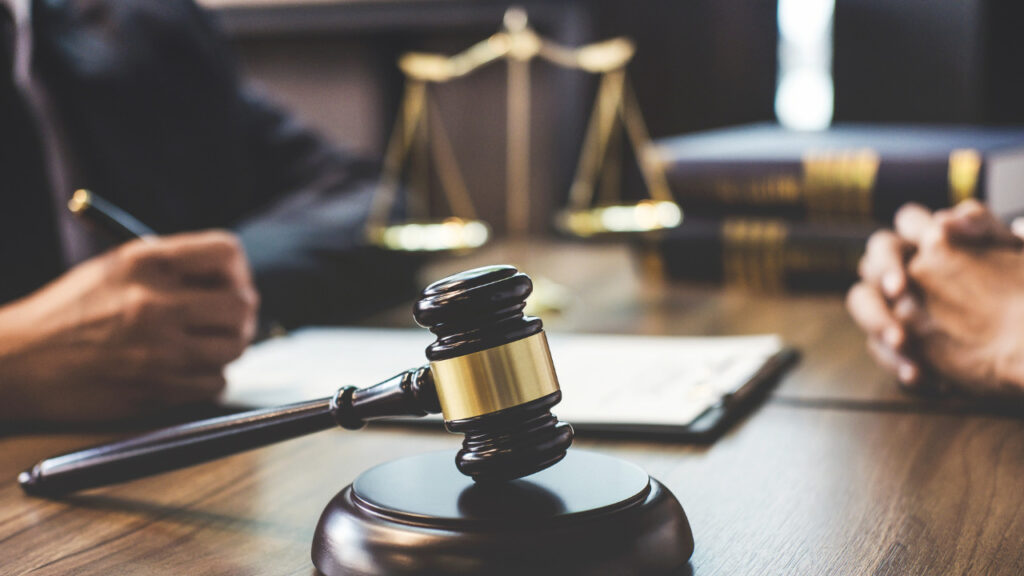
top-left (224, 328), bottom-right (787, 430)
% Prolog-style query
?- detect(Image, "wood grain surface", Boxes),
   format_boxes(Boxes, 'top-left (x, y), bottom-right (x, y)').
top-left (2, 241), bottom-right (1022, 575)
top-left (3, 408), bottom-right (1022, 575)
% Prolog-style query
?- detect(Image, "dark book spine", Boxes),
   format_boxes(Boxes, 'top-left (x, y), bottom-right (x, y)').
top-left (654, 218), bottom-right (876, 291)
top-left (655, 149), bottom-right (983, 223)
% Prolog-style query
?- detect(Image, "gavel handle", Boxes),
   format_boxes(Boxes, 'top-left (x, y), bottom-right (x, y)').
top-left (19, 366), bottom-right (439, 497)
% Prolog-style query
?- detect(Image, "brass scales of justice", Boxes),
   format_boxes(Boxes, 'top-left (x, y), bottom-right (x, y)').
top-left (364, 7), bottom-right (683, 257)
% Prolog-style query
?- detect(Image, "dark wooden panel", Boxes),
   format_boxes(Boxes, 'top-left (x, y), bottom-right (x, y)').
top-left (834, 0), bottom-right (1024, 124)
top-left (834, 0), bottom-right (984, 123)
top-left (592, 0), bottom-right (778, 138)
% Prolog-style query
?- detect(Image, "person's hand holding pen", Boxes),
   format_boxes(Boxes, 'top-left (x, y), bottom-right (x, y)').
top-left (0, 191), bottom-right (259, 422)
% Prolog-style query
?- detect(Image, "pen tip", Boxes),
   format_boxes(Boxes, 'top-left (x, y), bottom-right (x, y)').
top-left (68, 189), bottom-right (91, 214)
top-left (18, 465), bottom-right (43, 495)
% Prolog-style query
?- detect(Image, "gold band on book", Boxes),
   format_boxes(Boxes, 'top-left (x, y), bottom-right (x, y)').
top-left (949, 149), bottom-right (982, 206)
top-left (708, 174), bottom-right (801, 207)
top-left (802, 149), bottom-right (880, 220)
top-left (722, 219), bottom-right (788, 292)
top-left (430, 332), bottom-right (560, 421)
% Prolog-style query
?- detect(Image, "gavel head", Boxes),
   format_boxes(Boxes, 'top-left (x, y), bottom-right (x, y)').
top-left (414, 265), bottom-right (574, 482)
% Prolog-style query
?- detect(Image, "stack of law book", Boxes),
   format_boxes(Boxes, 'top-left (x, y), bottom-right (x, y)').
top-left (646, 123), bottom-right (1024, 290)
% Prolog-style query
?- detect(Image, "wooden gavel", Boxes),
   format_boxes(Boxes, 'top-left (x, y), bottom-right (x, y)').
top-left (19, 266), bottom-right (574, 496)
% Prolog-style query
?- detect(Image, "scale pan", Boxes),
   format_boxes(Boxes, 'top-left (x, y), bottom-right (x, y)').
top-left (556, 200), bottom-right (682, 238)
top-left (368, 218), bottom-right (491, 252)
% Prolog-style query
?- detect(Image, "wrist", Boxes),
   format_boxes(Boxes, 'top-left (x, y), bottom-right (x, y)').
top-left (0, 291), bottom-right (59, 421)
top-left (996, 351), bottom-right (1024, 396)
top-left (0, 299), bottom-right (33, 420)
top-left (995, 297), bottom-right (1024, 395)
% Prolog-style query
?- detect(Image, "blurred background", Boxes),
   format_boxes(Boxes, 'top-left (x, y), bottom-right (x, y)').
top-left (206, 0), bottom-right (777, 234)
top-left (201, 0), bottom-right (1024, 293)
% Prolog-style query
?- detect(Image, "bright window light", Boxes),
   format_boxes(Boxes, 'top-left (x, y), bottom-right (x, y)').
top-left (776, 0), bottom-right (835, 131)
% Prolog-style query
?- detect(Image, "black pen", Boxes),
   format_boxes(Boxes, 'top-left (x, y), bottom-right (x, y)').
top-left (68, 188), bottom-right (156, 242)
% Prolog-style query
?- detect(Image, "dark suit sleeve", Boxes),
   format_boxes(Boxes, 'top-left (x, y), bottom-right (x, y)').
top-left (231, 87), bottom-right (423, 329)
top-left (41, 0), bottom-right (421, 327)
top-left (177, 0), bottom-right (423, 328)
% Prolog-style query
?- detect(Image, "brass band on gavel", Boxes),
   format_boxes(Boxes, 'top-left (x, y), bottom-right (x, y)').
top-left (430, 331), bottom-right (560, 421)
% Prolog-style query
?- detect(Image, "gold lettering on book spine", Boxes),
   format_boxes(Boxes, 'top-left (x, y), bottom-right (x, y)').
top-left (709, 174), bottom-right (801, 206)
top-left (949, 149), bottom-right (981, 206)
top-left (722, 219), bottom-right (788, 292)
top-left (802, 149), bottom-right (880, 220)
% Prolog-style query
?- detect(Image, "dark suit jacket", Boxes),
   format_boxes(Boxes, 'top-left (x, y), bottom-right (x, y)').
top-left (9, 0), bottom-right (418, 326)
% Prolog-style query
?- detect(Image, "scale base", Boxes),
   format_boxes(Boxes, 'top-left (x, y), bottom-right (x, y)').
top-left (312, 450), bottom-right (693, 575)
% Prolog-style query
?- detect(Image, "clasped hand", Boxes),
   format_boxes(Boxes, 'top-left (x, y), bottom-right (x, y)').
top-left (847, 199), bottom-right (1024, 397)
top-left (0, 231), bottom-right (259, 422)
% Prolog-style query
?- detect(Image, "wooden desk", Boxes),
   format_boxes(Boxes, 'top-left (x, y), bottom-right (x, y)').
top-left (2, 243), bottom-right (1023, 575)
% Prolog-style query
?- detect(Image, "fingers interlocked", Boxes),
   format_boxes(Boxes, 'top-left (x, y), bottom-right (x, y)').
top-left (847, 200), bottom-right (1020, 391)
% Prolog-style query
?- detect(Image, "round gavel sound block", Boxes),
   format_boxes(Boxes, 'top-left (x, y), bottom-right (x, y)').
top-left (312, 266), bottom-right (693, 574)
top-left (311, 450), bottom-right (694, 575)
